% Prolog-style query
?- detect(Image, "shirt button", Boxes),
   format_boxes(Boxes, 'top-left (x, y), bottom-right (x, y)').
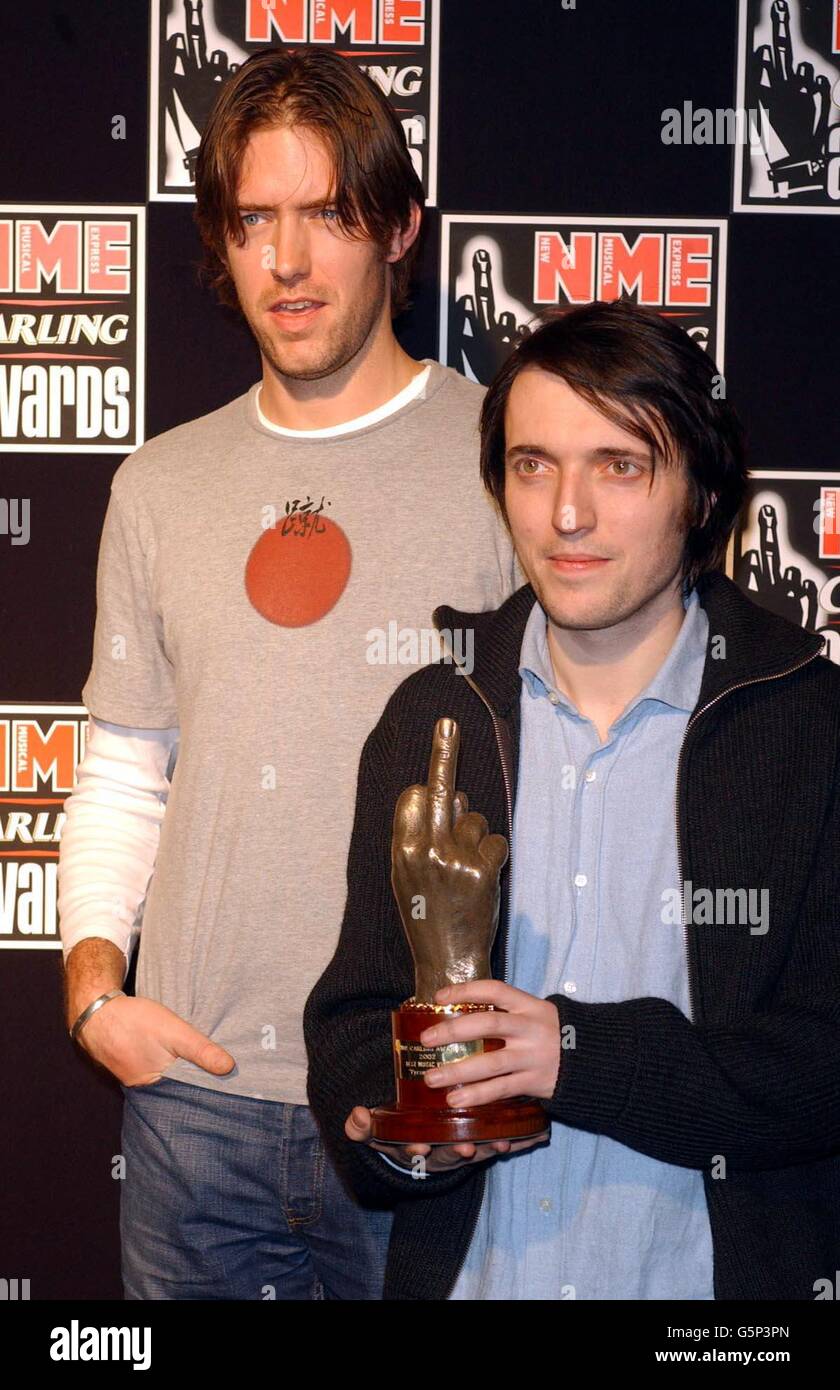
top-left (584, 769), bottom-right (596, 783)
top-left (539, 1197), bottom-right (552, 1212)
top-left (574, 872), bottom-right (587, 887)
top-left (563, 981), bottom-right (577, 994)
top-left (548, 691), bottom-right (560, 705)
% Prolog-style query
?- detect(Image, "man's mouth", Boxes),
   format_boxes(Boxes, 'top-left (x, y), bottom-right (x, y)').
top-left (547, 555), bottom-right (610, 572)
top-left (269, 298), bottom-right (324, 314)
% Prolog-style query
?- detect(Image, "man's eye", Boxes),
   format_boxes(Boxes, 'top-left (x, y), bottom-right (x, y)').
top-left (608, 459), bottom-right (641, 477)
top-left (516, 457), bottom-right (545, 474)
top-left (320, 208), bottom-right (339, 222)
top-left (241, 213), bottom-right (263, 227)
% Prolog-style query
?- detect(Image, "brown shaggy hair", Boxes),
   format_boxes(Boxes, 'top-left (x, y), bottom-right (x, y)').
top-left (193, 48), bottom-right (425, 317)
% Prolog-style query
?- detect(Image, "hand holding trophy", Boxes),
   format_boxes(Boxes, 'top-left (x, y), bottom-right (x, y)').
top-left (370, 716), bottom-right (550, 1145)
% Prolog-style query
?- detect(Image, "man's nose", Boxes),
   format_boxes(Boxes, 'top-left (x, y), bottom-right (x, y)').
top-left (269, 216), bottom-right (311, 281)
top-left (550, 471), bottom-right (595, 534)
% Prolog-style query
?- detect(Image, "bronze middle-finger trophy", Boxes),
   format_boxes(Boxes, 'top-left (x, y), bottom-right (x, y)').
top-left (370, 716), bottom-right (550, 1144)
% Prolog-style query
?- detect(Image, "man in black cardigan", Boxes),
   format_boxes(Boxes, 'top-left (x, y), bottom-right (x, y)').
top-left (304, 300), bottom-right (840, 1300)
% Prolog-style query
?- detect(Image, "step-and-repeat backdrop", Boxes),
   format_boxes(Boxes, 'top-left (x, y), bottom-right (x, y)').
top-left (2, 0), bottom-right (839, 1298)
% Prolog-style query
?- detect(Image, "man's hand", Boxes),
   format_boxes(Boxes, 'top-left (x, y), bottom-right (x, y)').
top-left (74, 994), bottom-right (236, 1087)
top-left (419, 980), bottom-right (562, 1104)
top-left (345, 1106), bottom-right (546, 1173)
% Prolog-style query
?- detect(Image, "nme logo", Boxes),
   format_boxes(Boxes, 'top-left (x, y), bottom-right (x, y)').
top-left (0, 706), bottom-right (90, 948)
top-left (0, 217), bottom-right (132, 294)
top-left (819, 487), bottom-right (840, 559)
top-left (246, 0), bottom-right (425, 45)
top-left (535, 232), bottom-right (713, 307)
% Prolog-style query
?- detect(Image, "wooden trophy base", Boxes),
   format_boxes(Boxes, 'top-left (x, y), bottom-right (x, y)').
top-left (370, 1095), bottom-right (550, 1145)
top-left (369, 1001), bottom-right (551, 1146)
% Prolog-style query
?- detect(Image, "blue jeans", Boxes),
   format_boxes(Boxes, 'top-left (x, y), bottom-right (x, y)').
top-left (119, 1077), bottom-right (393, 1300)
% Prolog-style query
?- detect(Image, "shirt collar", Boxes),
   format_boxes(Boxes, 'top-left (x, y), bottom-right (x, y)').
top-left (254, 363), bottom-right (431, 438)
top-left (518, 581), bottom-right (709, 725)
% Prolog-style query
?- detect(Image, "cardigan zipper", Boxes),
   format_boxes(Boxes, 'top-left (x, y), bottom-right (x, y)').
top-left (450, 666), bottom-right (514, 968)
top-left (436, 663), bottom-right (514, 1300)
top-left (674, 645), bottom-right (824, 1024)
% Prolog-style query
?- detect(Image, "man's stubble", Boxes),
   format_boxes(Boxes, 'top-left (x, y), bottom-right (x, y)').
top-left (244, 257), bottom-right (390, 384)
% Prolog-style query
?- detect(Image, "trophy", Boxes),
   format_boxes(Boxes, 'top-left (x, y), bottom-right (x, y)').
top-left (370, 716), bottom-right (550, 1145)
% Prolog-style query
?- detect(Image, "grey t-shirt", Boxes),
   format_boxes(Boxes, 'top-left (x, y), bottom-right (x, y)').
top-left (81, 360), bottom-right (521, 1103)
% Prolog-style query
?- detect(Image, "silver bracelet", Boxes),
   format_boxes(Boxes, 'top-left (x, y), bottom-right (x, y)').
top-left (69, 989), bottom-right (125, 1042)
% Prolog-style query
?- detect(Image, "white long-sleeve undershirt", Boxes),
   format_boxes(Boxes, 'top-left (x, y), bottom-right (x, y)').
top-left (58, 718), bottom-right (179, 976)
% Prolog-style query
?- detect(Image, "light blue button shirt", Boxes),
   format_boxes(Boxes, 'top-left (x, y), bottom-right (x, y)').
top-left (448, 583), bottom-right (715, 1300)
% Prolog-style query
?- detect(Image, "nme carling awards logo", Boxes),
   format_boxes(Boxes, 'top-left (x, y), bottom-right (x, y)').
top-left (0, 707), bottom-right (90, 949)
top-left (0, 205), bottom-right (145, 452)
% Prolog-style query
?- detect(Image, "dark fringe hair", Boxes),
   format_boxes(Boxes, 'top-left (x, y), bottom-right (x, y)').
top-left (479, 298), bottom-right (748, 592)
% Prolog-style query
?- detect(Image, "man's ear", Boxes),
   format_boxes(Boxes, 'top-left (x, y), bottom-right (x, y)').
top-left (385, 199), bottom-right (422, 263)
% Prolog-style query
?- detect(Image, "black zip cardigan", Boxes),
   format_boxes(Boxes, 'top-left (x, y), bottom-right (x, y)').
top-left (304, 569), bottom-right (840, 1300)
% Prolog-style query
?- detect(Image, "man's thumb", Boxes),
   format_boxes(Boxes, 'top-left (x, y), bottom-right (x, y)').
top-left (171, 1019), bottom-right (235, 1075)
top-left (346, 1106), bottom-right (371, 1140)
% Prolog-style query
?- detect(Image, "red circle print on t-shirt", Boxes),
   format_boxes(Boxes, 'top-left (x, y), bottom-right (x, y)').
top-left (245, 515), bottom-right (352, 627)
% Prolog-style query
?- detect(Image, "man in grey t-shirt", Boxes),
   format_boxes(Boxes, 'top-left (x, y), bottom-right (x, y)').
top-left (59, 50), bottom-right (519, 1301)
